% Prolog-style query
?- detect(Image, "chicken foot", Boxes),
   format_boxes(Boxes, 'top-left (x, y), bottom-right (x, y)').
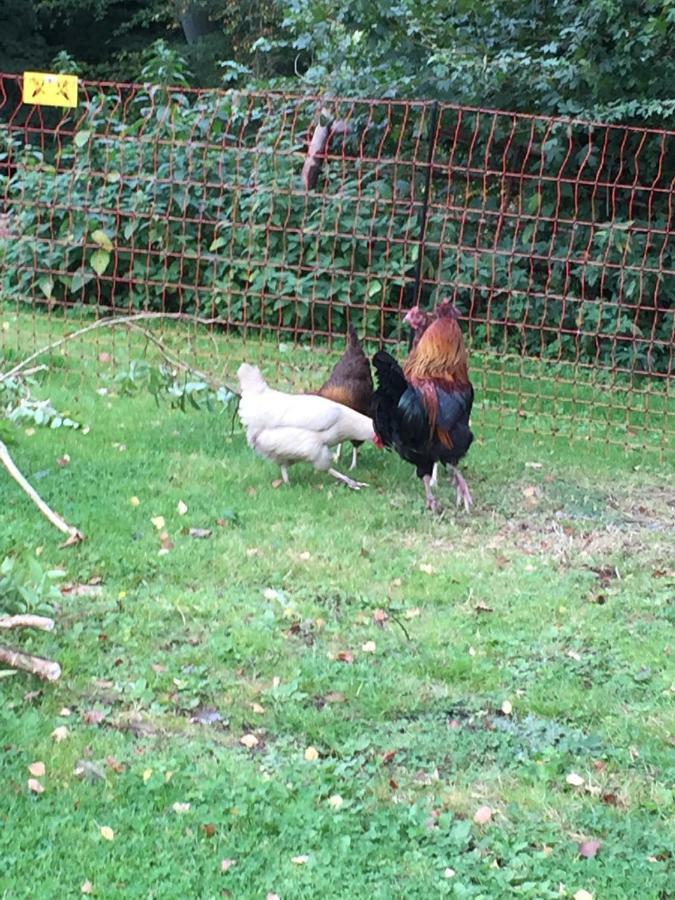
top-left (349, 446), bottom-right (359, 470)
top-left (328, 467), bottom-right (368, 491)
top-left (423, 474), bottom-right (442, 514)
top-left (450, 466), bottom-right (473, 512)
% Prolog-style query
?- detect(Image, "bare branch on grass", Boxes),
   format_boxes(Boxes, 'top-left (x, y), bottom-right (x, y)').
top-left (0, 615), bottom-right (55, 631)
top-left (0, 644), bottom-right (61, 681)
top-left (0, 439), bottom-right (84, 542)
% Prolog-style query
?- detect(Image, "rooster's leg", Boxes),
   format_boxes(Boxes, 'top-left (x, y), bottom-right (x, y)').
top-left (328, 467), bottom-right (368, 491)
top-left (333, 443), bottom-right (342, 463)
top-left (430, 462), bottom-right (438, 488)
top-left (280, 465), bottom-right (290, 485)
top-left (423, 474), bottom-right (442, 514)
top-left (450, 466), bottom-right (472, 512)
top-left (349, 446), bottom-right (358, 470)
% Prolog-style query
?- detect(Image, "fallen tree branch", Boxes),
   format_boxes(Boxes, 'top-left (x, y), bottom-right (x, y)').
top-left (0, 439), bottom-right (84, 542)
top-left (1, 312), bottom-right (243, 545)
top-left (0, 311), bottom-right (224, 384)
top-left (124, 323), bottom-right (232, 391)
top-left (0, 615), bottom-right (55, 631)
top-left (0, 644), bottom-right (61, 681)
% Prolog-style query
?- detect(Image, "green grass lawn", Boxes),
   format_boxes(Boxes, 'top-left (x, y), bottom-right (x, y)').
top-left (1, 311), bottom-right (674, 899)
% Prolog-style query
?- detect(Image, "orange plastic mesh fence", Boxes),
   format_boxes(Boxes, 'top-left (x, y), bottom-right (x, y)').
top-left (0, 74), bottom-right (672, 455)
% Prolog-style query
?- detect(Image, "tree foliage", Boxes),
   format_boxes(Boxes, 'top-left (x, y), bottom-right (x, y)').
top-left (276, 0), bottom-right (675, 123)
top-left (3, 0), bottom-right (674, 126)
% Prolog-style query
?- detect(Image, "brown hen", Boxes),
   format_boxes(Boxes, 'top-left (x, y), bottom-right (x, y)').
top-left (317, 325), bottom-right (374, 470)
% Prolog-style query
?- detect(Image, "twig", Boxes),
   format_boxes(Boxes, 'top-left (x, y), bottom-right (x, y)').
top-left (16, 364), bottom-right (49, 378)
top-left (389, 612), bottom-right (411, 642)
top-left (0, 644), bottom-right (61, 681)
top-left (124, 323), bottom-right (237, 393)
top-left (0, 615), bottom-right (55, 631)
top-left (0, 439), bottom-right (84, 542)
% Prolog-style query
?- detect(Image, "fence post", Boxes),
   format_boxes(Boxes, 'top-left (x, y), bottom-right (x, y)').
top-left (409, 100), bottom-right (440, 346)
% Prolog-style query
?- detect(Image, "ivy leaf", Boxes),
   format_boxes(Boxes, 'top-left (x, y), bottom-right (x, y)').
top-left (91, 229), bottom-right (114, 251)
top-left (91, 250), bottom-right (110, 276)
top-left (70, 267), bottom-right (95, 294)
top-left (37, 276), bottom-right (54, 299)
top-left (74, 130), bottom-right (91, 148)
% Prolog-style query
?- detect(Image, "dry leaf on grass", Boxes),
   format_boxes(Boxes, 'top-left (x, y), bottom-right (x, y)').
top-left (130, 496), bottom-right (140, 507)
top-left (476, 601), bottom-right (494, 614)
top-left (240, 733), bottom-right (259, 749)
top-left (177, 500), bottom-right (188, 515)
top-left (251, 703), bottom-right (265, 714)
top-left (28, 761), bottom-right (45, 777)
top-left (27, 778), bottom-right (44, 794)
top-left (579, 839), bottom-right (602, 859)
top-left (304, 746), bottom-right (319, 761)
top-left (335, 650), bottom-right (354, 664)
top-left (81, 881), bottom-right (93, 894)
top-left (419, 563), bottom-right (434, 574)
top-left (501, 700), bottom-right (513, 716)
top-left (190, 707), bottom-right (223, 726)
top-left (566, 772), bottom-right (586, 787)
top-left (473, 805), bottom-right (493, 825)
top-left (404, 607), bottom-right (420, 620)
top-left (221, 859), bottom-right (236, 872)
top-left (172, 802), bottom-right (191, 814)
top-left (291, 855), bottom-right (308, 865)
top-left (189, 527), bottom-right (212, 539)
top-left (83, 709), bottom-right (106, 725)
top-left (61, 582), bottom-right (102, 597)
top-left (151, 515), bottom-right (165, 529)
top-left (74, 761), bottom-right (105, 782)
top-left (574, 891), bottom-right (594, 900)
top-left (361, 640), bottom-right (377, 653)
top-left (51, 725), bottom-right (69, 742)
top-left (444, 868), bottom-right (456, 878)
top-left (327, 795), bottom-right (343, 809)
top-left (100, 826), bottom-right (114, 841)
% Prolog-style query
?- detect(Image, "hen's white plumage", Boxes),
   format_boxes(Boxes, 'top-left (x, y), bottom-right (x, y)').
top-left (237, 364), bottom-right (375, 489)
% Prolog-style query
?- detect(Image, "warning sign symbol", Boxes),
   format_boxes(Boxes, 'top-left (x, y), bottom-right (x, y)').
top-left (23, 72), bottom-right (78, 108)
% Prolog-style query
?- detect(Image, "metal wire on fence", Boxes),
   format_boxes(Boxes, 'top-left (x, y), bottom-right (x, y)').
top-left (0, 73), bottom-right (672, 455)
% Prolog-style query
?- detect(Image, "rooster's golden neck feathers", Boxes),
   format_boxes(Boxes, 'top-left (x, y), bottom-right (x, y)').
top-left (403, 316), bottom-right (469, 386)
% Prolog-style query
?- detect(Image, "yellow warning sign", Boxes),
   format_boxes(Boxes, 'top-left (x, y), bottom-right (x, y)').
top-left (22, 72), bottom-right (78, 108)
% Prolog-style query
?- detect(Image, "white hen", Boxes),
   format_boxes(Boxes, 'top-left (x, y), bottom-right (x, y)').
top-left (237, 363), bottom-right (376, 490)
